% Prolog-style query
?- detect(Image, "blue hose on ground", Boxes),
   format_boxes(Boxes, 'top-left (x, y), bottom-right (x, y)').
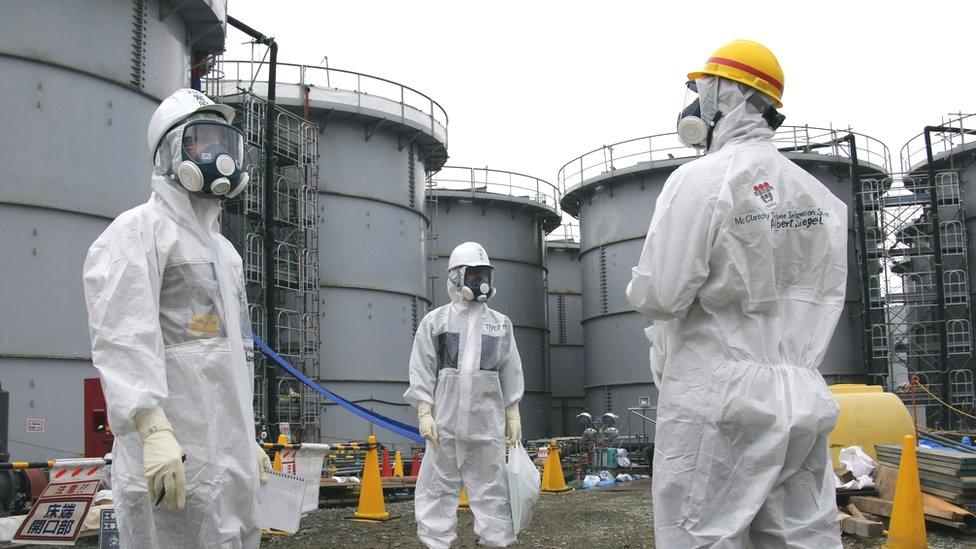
top-left (253, 336), bottom-right (424, 444)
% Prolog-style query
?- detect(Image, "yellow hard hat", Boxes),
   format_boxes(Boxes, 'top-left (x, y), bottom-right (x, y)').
top-left (688, 40), bottom-right (784, 108)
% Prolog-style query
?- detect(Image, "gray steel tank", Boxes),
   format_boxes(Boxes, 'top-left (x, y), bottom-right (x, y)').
top-left (0, 0), bottom-right (226, 461)
top-left (892, 114), bottom-right (976, 412)
top-left (546, 225), bottom-right (586, 436)
top-left (426, 167), bottom-right (562, 439)
top-left (209, 61), bottom-right (448, 444)
top-left (558, 128), bottom-right (890, 433)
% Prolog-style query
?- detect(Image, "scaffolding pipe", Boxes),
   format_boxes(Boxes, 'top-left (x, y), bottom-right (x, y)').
top-left (847, 133), bottom-right (874, 376)
top-left (226, 16), bottom-right (280, 437)
top-left (924, 127), bottom-right (951, 427)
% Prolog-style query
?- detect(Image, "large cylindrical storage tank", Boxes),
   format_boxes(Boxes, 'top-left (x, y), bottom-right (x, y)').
top-left (558, 129), bottom-right (889, 432)
top-left (0, 0), bottom-right (226, 461)
top-left (427, 167), bottom-right (562, 440)
top-left (560, 146), bottom-right (691, 431)
top-left (896, 115), bottom-right (976, 414)
top-left (210, 62), bottom-right (448, 445)
top-left (783, 134), bottom-right (889, 385)
top-left (547, 227), bottom-right (586, 437)
top-left (901, 117), bottom-right (976, 322)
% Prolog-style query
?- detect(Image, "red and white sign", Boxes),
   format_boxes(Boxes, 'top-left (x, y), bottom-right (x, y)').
top-left (14, 462), bottom-right (103, 545)
top-left (279, 448), bottom-right (298, 476)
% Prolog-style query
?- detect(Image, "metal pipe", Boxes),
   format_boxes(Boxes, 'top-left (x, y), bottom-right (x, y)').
top-left (0, 386), bottom-right (7, 461)
top-left (846, 133), bottom-right (874, 376)
top-left (0, 458), bottom-right (112, 470)
top-left (924, 127), bottom-right (950, 428)
top-left (261, 443), bottom-right (303, 451)
top-left (0, 461), bottom-right (54, 470)
top-left (627, 410), bottom-right (656, 424)
top-left (226, 16), bottom-right (280, 437)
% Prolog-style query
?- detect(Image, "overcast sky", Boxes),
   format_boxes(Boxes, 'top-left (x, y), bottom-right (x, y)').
top-left (225, 0), bottom-right (976, 195)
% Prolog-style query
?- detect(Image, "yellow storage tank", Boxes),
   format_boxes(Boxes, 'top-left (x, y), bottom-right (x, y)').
top-left (828, 384), bottom-right (914, 468)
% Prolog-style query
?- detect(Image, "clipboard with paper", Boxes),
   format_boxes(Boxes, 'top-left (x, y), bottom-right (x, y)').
top-left (257, 470), bottom-right (306, 534)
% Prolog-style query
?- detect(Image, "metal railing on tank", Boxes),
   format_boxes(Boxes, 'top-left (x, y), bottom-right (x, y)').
top-left (207, 59), bottom-right (449, 147)
top-left (557, 132), bottom-right (695, 194)
top-left (900, 113), bottom-right (976, 174)
top-left (428, 166), bottom-right (561, 215)
top-left (557, 126), bottom-right (891, 196)
top-left (546, 222), bottom-right (580, 243)
top-left (772, 126), bottom-right (890, 172)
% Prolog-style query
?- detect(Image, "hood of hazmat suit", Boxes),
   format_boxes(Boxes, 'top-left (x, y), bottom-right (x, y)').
top-left (625, 77), bottom-right (846, 548)
top-left (404, 244), bottom-right (524, 548)
top-left (83, 110), bottom-right (260, 548)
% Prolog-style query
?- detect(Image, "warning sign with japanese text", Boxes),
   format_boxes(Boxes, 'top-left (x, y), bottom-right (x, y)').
top-left (14, 462), bottom-right (103, 545)
top-left (98, 508), bottom-right (120, 548)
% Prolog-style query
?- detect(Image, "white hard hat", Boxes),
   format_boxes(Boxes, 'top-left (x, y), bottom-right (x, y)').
top-left (147, 88), bottom-right (236, 163)
top-left (448, 242), bottom-right (492, 271)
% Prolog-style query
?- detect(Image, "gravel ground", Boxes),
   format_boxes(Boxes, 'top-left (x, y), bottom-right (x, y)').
top-left (265, 480), bottom-right (655, 548)
top-left (16, 479), bottom-right (976, 547)
top-left (261, 479), bottom-right (976, 549)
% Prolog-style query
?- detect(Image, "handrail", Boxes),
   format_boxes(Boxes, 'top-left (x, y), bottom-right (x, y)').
top-left (208, 59), bottom-right (449, 145)
top-left (429, 166), bottom-right (560, 216)
top-left (546, 223), bottom-right (580, 243)
top-left (900, 113), bottom-right (976, 174)
top-left (557, 126), bottom-right (891, 197)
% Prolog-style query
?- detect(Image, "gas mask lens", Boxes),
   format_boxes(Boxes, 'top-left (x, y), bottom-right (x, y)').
top-left (181, 121), bottom-right (244, 166)
top-left (679, 81), bottom-right (700, 118)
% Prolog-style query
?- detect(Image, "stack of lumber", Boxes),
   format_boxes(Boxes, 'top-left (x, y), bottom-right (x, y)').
top-left (845, 462), bottom-right (976, 534)
top-left (838, 503), bottom-right (883, 539)
top-left (876, 444), bottom-right (976, 509)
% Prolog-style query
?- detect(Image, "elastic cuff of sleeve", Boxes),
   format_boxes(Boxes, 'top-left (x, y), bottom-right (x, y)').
top-left (134, 407), bottom-right (173, 440)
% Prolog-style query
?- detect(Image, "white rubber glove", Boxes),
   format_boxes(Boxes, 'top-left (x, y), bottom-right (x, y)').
top-left (255, 441), bottom-right (272, 484)
top-left (505, 403), bottom-right (522, 446)
top-left (134, 408), bottom-right (186, 510)
top-left (417, 402), bottom-right (438, 445)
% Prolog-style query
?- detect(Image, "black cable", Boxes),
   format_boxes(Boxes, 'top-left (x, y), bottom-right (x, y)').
top-left (320, 398), bottom-right (410, 407)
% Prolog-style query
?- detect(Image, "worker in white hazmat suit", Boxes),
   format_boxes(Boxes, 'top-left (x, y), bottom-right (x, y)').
top-left (83, 88), bottom-right (271, 548)
top-left (626, 40), bottom-right (845, 547)
top-left (405, 242), bottom-right (525, 548)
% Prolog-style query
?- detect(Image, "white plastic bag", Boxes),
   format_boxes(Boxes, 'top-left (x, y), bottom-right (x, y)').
top-left (836, 446), bottom-right (877, 490)
top-left (617, 448), bottom-right (632, 468)
top-left (835, 474), bottom-right (875, 490)
top-left (839, 446), bottom-right (876, 478)
top-left (507, 443), bottom-right (541, 534)
top-left (582, 474), bottom-right (600, 488)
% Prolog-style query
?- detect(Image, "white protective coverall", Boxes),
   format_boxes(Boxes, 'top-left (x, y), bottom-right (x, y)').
top-left (83, 122), bottom-right (261, 548)
top-left (404, 271), bottom-right (525, 548)
top-left (626, 78), bottom-right (846, 548)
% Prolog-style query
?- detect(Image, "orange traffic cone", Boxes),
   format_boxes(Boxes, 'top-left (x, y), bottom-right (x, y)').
top-left (409, 450), bottom-right (422, 476)
top-left (884, 435), bottom-right (926, 548)
top-left (272, 434), bottom-right (289, 472)
top-left (541, 440), bottom-right (571, 493)
top-left (381, 447), bottom-right (393, 478)
top-left (458, 487), bottom-right (470, 510)
top-left (345, 435), bottom-right (399, 522)
top-left (393, 450), bottom-right (404, 477)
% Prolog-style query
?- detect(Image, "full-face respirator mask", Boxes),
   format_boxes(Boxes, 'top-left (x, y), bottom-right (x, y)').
top-left (174, 119), bottom-right (248, 199)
